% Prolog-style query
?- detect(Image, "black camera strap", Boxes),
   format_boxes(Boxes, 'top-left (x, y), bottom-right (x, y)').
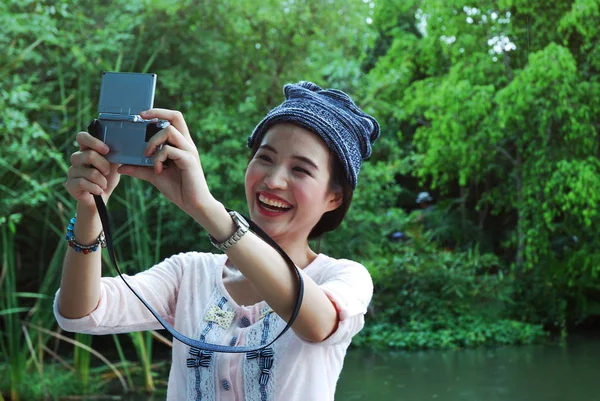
top-left (92, 194), bottom-right (304, 353)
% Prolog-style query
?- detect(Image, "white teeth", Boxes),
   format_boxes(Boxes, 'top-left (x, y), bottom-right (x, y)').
top-left (259, 194), bottom-right (292, 209)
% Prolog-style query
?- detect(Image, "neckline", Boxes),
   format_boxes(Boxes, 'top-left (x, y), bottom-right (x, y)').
top-left (216, 253), bottom-right (327, 310)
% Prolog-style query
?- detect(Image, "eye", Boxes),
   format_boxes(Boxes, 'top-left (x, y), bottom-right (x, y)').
top-left (257, 154), bottom-right (273, 162)
top-left (293, 166), bottom-right (311, 176)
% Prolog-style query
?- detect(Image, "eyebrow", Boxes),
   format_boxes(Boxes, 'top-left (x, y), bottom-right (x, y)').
top-left (259, 144), bottom-right (320, 170)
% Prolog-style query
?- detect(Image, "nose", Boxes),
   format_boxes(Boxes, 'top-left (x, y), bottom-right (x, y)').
top-left (264, 166), bottom-right (288, 190)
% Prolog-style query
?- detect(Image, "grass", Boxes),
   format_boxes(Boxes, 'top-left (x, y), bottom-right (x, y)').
top-left (0, 119), bottom-right (171, 399)
top-left (0, 190), bottom-right (171, 400)
top-left (0, 37), bottom-right (173, 397)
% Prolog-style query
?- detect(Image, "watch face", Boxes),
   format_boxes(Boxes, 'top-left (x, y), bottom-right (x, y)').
top-left (231, 211), bottom-right (250, 229)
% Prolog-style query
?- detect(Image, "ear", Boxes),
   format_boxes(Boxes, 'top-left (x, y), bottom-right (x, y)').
top-left (326, 188), bottom-right (343, 212)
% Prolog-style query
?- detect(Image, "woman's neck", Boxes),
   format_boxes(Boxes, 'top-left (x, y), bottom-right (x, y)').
top-left (278, 241), bottom-right (317, 269)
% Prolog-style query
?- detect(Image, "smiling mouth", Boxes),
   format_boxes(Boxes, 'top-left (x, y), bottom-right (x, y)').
top-left (256, 193), bottom-right (293, 214)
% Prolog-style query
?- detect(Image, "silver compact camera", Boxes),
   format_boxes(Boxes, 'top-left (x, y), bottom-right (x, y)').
top-left (87, 72), bottom-right (169, 166)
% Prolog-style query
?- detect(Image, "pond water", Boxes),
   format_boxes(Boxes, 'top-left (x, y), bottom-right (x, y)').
top-left (336, 336), bottom-right (600, 401)
top-left (119, 336), bottom-right (599, 401)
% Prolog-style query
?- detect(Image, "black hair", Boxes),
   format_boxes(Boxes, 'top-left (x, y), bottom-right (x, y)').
top-left (307, 151), bottom-right (352, 239)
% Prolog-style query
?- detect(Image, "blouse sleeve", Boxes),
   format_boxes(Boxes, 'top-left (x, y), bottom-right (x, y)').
top-left (53, 252), bottom-right (189, 335)
top-left (313, 259), bottom-right (374, 346)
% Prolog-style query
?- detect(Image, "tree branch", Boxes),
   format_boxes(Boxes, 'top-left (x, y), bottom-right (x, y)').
top-left (496, 145), bottom-right (518, 166)
top-left (417, 117), bottom-right (431, 127)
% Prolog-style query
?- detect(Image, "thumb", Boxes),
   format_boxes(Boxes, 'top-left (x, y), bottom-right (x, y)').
top-left (117, 165), bottom-right (155, 182)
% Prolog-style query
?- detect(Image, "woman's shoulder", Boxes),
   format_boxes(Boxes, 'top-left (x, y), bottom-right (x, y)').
top-left (313, 253), bottom-right (366, 269)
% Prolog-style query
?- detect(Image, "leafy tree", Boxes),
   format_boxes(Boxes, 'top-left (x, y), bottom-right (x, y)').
top-left (363, 0), bottom-right (600, 326)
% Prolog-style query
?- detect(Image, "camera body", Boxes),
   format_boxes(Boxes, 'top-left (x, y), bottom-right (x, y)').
top-left (88, 72), bottom-right (169, 166)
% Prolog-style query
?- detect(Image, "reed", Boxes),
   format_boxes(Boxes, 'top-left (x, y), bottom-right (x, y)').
top-left (0, 211), bottom-right (62, 399)
top-left (0, 218), bottom-right (25, 401)
top-left (74, 333), bottom-right (93, 391)
top-left (112, 335), bottom-right (135, 390)
top-left (116, 178), bottom-right (168, 392)
top-left (0, 70), bottom-right (159, 399)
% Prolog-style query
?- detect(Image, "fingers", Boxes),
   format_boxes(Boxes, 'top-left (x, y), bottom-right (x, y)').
top-left (76, 131), bottom-right (110, 154)
top-left (70, 149), bottom-right (112, 176)
top-left (151, 144), bottom-right (196, 174)
top-left (117, 165), bottom-right (155, 182)
top-left (65, 176), bottom-right (104, 197)
top-left (145, 124), bottom-right (196, 157)
top-left (68, 166), bottom-right (109, 191)
top-left (140, 109), bottom-right (191, 141)
top-left (119, 144), bottom-right (197, 179)
top-left (65, 132), bottom-right (115, 204)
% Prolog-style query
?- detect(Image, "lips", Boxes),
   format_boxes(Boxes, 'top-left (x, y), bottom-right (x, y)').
top-left (256, 192), bottom-right (293, 216)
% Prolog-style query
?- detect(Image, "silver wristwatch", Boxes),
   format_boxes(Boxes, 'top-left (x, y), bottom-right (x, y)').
top-left (209, 211), bottom-right (250, 252)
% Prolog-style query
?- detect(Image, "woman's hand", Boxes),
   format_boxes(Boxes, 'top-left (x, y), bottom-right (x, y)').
top-left (117, 109), bottom-right (215, 215)
top-left (65, 132), bottom-right (121, 211)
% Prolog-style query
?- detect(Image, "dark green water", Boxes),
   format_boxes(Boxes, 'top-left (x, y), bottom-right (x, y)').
top-left (336, 337), bottom-right (600, 401)
top-left (121, 337), bottom-right (599, 400)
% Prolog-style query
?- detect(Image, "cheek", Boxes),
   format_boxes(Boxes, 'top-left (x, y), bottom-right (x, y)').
top-left (245, 164), bottom-right (262, 194)
top-left (294, 180), bottom-right (327, 209)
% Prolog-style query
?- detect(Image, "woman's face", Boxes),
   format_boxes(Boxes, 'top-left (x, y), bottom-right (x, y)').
top-left (245, 123), bottom-right (342, 246)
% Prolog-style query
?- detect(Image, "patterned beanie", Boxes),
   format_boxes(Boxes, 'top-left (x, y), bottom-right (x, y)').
top-left (247, 81), bottom-right (380, 189)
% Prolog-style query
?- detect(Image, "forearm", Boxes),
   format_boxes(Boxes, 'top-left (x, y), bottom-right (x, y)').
top-left (194, 201), bottom-right (338, 342)
top-left (57, 203), bottom-right (103, 319)
top-left (229, 235), bottom-right (337, 342)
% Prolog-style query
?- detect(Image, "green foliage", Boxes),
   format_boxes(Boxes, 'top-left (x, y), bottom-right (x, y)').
top-left (0, 362), bottom-right (107, 400)
top-left (355, 318), bottom-right (546, 350)
top-left (356, 238), bottom-right (547, 350)
top-left (364, 0), bottom-right (600, 329)
top-left (318, 161), bottom-right (404, 259)
top-left (407, 72), bottom-right (496, 187)
top-left (369, 244), bottom-right (505, 323)
top-left (0, 217), bottom-right (25, 401)
top-left (544, 158), bottom-right (600, 230)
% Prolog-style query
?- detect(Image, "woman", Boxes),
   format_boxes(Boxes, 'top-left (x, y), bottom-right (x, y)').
top-left (55, 81), bottom-right (380, 400)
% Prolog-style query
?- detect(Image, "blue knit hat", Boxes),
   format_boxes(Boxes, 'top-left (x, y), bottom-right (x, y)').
top-left (247, 81), bottom-right (380, 189)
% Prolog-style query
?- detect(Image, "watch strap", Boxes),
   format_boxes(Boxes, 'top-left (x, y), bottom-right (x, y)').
top-left (208, 211), bottom-right (250, 252)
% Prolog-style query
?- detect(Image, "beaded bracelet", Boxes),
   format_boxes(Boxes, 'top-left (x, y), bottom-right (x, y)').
top-left (65, 215), bottom-right (107, 254)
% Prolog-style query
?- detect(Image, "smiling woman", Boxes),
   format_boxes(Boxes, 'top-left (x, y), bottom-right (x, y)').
top-left (54, 81), bottom-right (380, 401)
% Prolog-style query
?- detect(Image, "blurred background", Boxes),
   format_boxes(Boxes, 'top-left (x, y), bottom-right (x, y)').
top-left (1, 0), bottom-right (599, 400)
